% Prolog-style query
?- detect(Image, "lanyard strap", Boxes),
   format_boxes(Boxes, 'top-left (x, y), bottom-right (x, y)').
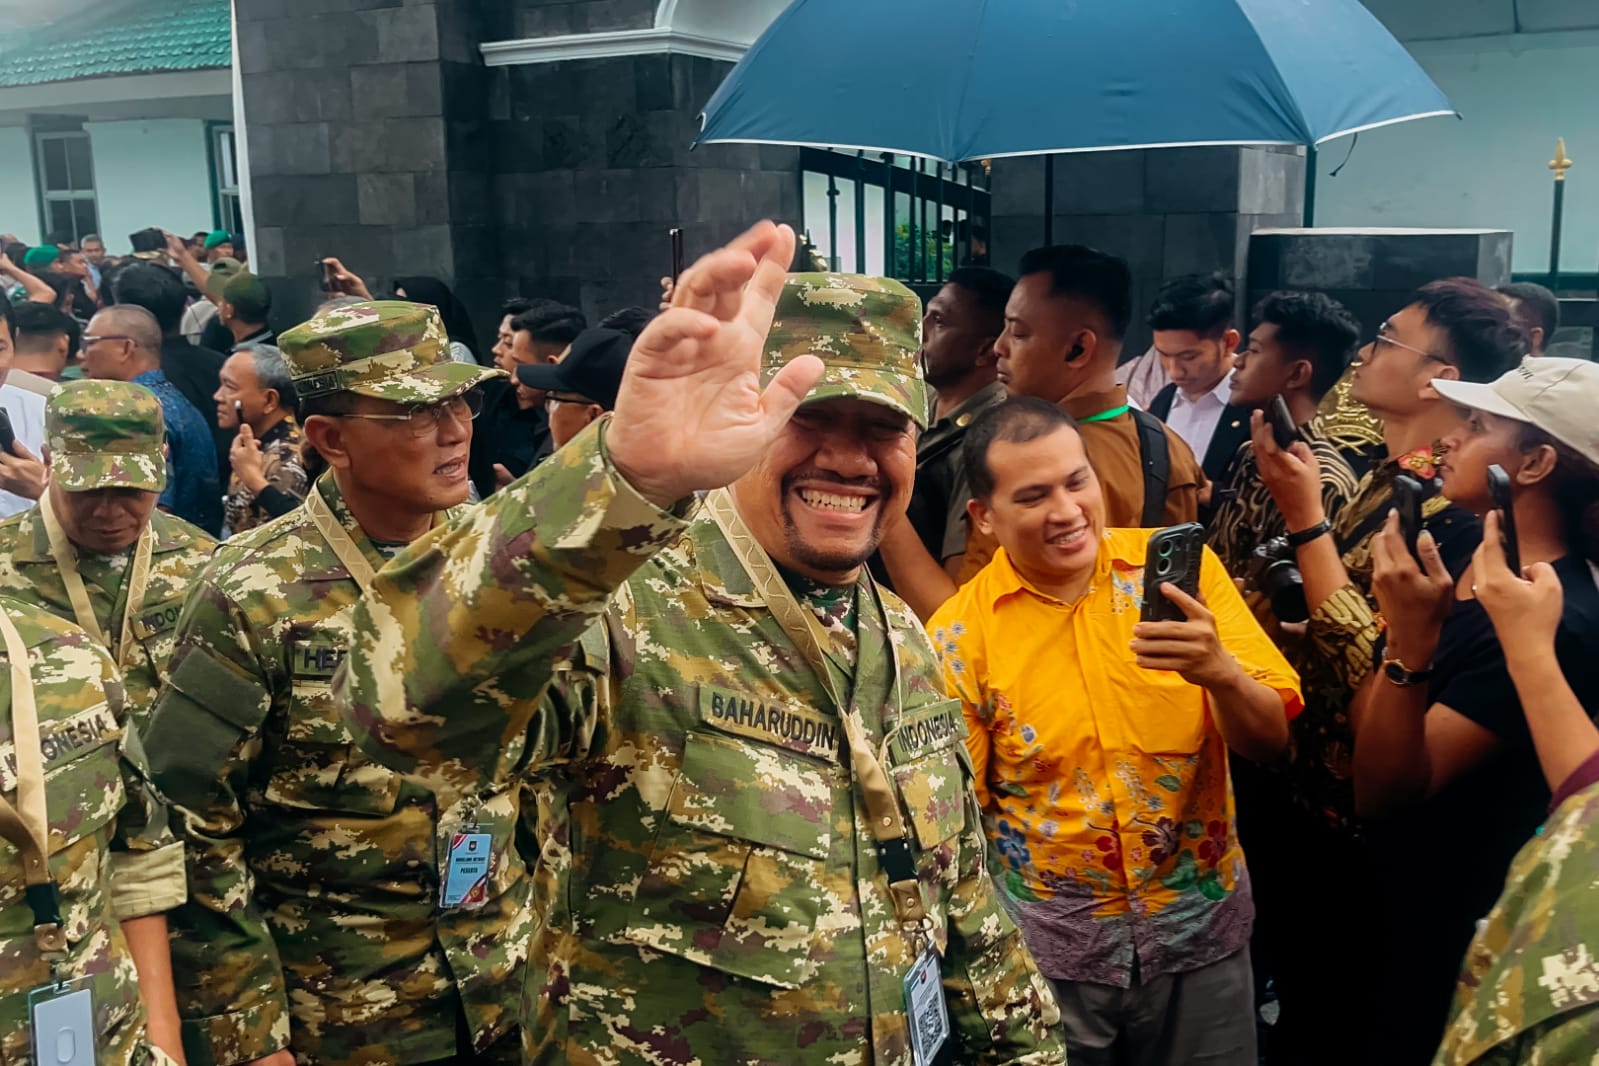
top-left (1078, 403), bottom-right (1131, 424)
top-left (0, 604), bottom-right (66, 954)
top-left (306, 483), bottom-right (377, 593)
top-left (703, 490), bottom-right (927, 928)
top-left (40, 492), bottom-right (154, 671)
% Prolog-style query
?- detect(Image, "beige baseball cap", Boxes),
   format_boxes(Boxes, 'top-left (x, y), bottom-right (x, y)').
top-left (1433, 356), bottom-right (1599, 466)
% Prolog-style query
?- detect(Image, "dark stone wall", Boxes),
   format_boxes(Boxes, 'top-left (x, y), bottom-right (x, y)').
top-left (488, 0), bottom-right (658, 37)
top-left (488, 52), bottom-right (800, 324)
top-left (1246, 228), bottom-right (1513, 342)
top-left (989, 146), bottom-right (1305, 359)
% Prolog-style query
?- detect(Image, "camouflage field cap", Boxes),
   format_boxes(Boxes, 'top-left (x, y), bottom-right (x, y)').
top-left (277, 300), bottom-right (503, 404)
top-left (46, 379), bottom-right (167, 493)
top-left (764, 273), bottom-right (927, 429)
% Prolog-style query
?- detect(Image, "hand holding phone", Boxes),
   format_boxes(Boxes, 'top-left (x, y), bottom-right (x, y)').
top-left (1486, 464), bottom-right (1520, 577)
top-left (1141, 523), bottom-right (1205, 623)
top-left (670, 228), bottom-right (685, 284)
top-left (1393, 475), bottom-right (1425, 560)
top-left (0, 410), bottom-right (18, 457)
top-left (1266, 395), bottom-right (1299, 450)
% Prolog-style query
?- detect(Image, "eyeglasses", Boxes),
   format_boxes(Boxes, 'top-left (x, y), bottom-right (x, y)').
top-left (1372, 320), bottom-right (1448, 364)
top-left (80, 334), bottom-right (133, 347)
top-left (337, 389), bottom-right (484, 437)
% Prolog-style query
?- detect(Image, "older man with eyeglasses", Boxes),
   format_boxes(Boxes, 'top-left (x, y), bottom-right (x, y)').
top-left (142, 301), bottom-right (528, 1066)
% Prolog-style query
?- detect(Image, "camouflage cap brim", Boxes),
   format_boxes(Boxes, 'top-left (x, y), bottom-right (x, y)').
top-left (54, 450), bottom-right (166, 493)
top-left (768, 362), bottom-right (930, 429)
top-left (342, 360), bottom-right (506, 405)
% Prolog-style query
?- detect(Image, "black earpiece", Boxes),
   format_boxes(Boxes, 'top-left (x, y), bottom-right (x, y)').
top-left (1066, 343), bottom-right (1085, 362)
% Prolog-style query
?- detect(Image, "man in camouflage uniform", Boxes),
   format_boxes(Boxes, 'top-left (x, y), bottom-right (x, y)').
top-left (0, 489), bottom-right (187, 1059)
top-left (142, 302), bottom-right (518, 1066)
top-left (0, 380), bottom-right (217, 729)
top-left (337, 223), bottom-right (1065, 1064)
top-left (1433, 781), bottom-right (1599, 1065)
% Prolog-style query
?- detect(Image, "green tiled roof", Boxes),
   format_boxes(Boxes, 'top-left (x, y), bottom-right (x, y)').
top-left (0, 0), bottom-right (230, 89)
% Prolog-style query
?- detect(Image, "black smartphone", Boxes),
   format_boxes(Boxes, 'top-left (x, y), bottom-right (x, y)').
top-left (128, 228), bottom-right (164, 254)
top-left (1141, 523), bottom-right (1205, 623)
top-left (1487, 464), bottom-right (1520, 576)
top-left (0, 409), bottom-right (17, 456)
top-left (670, 228), bottom-right (685, 283)
top-left (233, 399), bottom-right (244, 423)
top-left (319, 259), bottom-right (339, 293)
top-left (1393, 475), bottom-right (1424, 559)
top-left (1267, 394), bottom-right (1299, 450)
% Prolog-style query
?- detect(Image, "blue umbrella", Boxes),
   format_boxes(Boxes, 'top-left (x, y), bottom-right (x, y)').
top-left (698, 0), bottom-right (1454, 163)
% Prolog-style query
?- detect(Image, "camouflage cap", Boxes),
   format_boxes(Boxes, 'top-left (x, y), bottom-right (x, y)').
top-left (204, 257), bottom-right (244, 300)
top-left (764, 273), bottom-right (927, 429)
top-left (276, 300), bottom-right (503, 404)
top-left (46, 379), bottom-right (167, 493)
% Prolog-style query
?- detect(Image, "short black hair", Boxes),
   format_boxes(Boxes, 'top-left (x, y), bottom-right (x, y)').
top-left (946, 266), bottom-right (1015, 320)
top-left (3, 241), bottom-right (26, 263)
top-left (598, 305), bottom-right (655, 339)
top-left (500, 297), bottom-right (534, 318)
top-left (1148, 272), bottom-right (1235, 337)
top-left (1017, 245), bottom-right (1133, 341)
top-left (511, 302), bottom-right (586, 346)
top-left (0, 290), bottom-right (13, 347)
top-left (12, 301), bottom-right (78, 360)
top-left (1497, 282), bottom-right (1560, 345)
top-left (962, 396), bottom-right (1080, 502)
top-left (1411, 278), bottom-right (1526, 383)
top-left (1251, 291), bottom-right (1361, 400)
top-left (111, 262), bottom-right (187, 334)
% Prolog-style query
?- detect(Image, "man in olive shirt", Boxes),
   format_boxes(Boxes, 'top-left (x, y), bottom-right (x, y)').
top-left (876, 267), bottom-right (1012, 618)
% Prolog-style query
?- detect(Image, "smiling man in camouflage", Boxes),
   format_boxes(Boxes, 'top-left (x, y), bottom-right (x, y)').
top-left (0, 380), bottom-right (217, 731)
top-left (336, 224), bottom-right (1064, 1064)
top-left (142, 302), bottom-right (520, 1066)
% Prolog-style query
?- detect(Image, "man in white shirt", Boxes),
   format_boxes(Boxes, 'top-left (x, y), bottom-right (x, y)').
top-left (0, 294), bottom-right (50, 516)
top-left (1147, 273), bottom-right (1251, 488)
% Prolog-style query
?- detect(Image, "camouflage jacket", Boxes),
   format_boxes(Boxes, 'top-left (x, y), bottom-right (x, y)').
top-left (337, 421), bottom-right (1066, 1065)
top-left (1434, 781), bottom-right (1599, 1065)
top-left (0, 507), bottom-right (217, 730)
top-left (143, 475), bottom-right (527, 1066)
top-left (0, 596), bottom-right (187, 1066)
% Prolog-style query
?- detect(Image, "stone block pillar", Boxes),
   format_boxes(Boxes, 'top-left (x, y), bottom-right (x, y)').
top-left (989, 146), bottom-right (1305, 358)
top-left (1246, 228), bottom-right (1514, 340)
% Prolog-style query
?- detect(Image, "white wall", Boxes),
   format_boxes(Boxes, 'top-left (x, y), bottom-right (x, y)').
top-left (1316, 30), bottom-right (1599, 275)
top-left (0, 126), bottom-right (42, 244)
top-left (83, 118), bottom-right (215, 253)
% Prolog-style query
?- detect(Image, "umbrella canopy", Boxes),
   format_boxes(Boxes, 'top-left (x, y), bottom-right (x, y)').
top-left (698, 0), bottom-right (1455, 163)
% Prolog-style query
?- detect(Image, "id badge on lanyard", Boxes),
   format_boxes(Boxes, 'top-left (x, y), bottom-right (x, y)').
top-left (29, 978), bottom-right (97, 1066)
top-left (904, 946), bottom-right (950, 1065)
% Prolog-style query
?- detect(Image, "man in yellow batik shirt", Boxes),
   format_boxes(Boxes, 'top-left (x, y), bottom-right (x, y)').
top-left (930, 397), bottom-right (1301, 1066)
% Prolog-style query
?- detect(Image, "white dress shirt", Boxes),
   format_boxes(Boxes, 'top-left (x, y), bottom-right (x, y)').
top-left (1164, 369), bottom-right (1235, 462)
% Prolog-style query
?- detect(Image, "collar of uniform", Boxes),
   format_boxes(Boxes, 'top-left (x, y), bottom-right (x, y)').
top-left (688, 514), bottom-right (769, 608)
top-left (1061, 385), bottom-right (1131, 423)
top-left (300, 471), bottom-right (391, 583)
top-left (926, 380), bottom-right (1006, 440)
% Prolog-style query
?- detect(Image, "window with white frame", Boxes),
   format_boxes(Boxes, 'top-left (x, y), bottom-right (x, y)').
top-left (212, 124), bottom-right (243, 235)
top-left (35, 129), bottom-right (98, 243)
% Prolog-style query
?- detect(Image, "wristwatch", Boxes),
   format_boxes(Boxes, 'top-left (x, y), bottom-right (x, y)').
top-left (1381, 654), bottom-right (1433, 687)
top-left (1286, 519), bottom-right (1333, 548)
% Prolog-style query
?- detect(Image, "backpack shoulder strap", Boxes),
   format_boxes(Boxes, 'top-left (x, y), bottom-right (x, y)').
top-left (1130, 408), bottom-right (1171, 527)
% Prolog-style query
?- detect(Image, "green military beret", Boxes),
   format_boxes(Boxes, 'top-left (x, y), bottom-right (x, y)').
top-left (23, 245), bottom-right (59, 269)
top-left (277, 300), bottom-right (503, 405)
top-left (203, 229), bottom-right (232, 250)
top-left (764, 273), bottom-right (928, 429)
top-left (46, 380), bottom-right (167, 493)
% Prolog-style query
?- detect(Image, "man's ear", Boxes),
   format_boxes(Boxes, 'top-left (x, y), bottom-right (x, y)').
top-left (1222, 327), bottom-right (1241, 354)
top-left (968, 495), bottom-right (994, 538)
top-left (1420, 363), bottom-right (1461, 401)
top-left (302, 414), bottom-right (352, 471)
top-left (1284, 358), bottom-right (1313, 393)
top-left (975, 337), bottom-right (999, 368)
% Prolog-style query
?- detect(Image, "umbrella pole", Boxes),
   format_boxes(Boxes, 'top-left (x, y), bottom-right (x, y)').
top-left (1303, 145), bottom-right (1317, 227)
top-left (1044, 155), bottom-right (1055, 245)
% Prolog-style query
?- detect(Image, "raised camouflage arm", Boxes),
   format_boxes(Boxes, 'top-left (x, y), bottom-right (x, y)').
top-left (335, 418), bottom-right (689, 803)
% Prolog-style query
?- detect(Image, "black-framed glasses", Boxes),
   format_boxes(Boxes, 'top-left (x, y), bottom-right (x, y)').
top-left (338, 388), bottom-right (484, 437)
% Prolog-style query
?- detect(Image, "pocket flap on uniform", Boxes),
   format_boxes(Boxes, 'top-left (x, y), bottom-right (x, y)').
top-left (889, 701), bottom-right (969, 850)
top-left (669, 730), bottom-right (833, 860)
top-left (144, 646), bottom-right (271, 810)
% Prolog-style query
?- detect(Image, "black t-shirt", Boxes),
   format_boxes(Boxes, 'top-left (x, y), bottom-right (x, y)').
top-left (1368, 554), bottom-right (1599, 1061)
top-left (468, 378), bottom-right (551, 499)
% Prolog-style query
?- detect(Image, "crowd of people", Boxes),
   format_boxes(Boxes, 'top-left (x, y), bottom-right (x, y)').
top-left (0, 216), bottom-right (1593, 1066)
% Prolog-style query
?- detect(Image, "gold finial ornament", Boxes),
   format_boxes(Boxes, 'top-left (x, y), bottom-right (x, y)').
top-left (1550, 138), bottom-right (1574, 182)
